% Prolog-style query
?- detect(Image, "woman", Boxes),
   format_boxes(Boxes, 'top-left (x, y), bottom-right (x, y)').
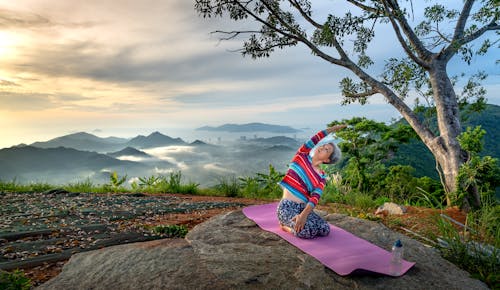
top-left (277, 125), bottom-right (346, 239)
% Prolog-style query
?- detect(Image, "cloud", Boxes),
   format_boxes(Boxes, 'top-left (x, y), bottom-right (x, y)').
top-left (0, 8), bottom-right (52, 28)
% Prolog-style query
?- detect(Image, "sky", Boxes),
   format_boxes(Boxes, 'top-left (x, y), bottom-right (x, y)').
top-left (0, 0), bottom-right (498, 148)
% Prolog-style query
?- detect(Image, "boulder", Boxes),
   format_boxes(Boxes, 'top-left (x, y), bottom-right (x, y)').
top-left (375, 202), bottom-right (407, 216)
top-left (37, 210), bottom-right (488, 290)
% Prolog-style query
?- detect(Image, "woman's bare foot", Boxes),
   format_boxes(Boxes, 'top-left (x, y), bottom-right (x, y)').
top-left (280, 224), bottom-right (293, 233)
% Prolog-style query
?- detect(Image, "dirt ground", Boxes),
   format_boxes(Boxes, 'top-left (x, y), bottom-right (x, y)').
top-left (16, 193), bottom-right (466, 287)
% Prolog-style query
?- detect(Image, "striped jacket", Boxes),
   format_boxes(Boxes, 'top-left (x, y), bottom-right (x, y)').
top-left (278, 130), bottom-right (328, 208)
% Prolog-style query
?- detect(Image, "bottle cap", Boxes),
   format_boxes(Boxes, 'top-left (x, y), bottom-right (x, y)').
top-left (394, 239), bottom-right (402, 247)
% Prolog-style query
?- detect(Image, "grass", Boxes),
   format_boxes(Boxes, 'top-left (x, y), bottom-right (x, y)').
top-left (437, 214), bottom-right (499, 288)
top-left (148, 224), bottom-right (188, 238)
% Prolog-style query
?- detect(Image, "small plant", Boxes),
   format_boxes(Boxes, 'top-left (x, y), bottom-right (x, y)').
top-left (214, 175), bottom-right (240, 197)
top-left (239, 176), bottom-right (261, 198)
top-left (0, 269), bottom-right (32, 290)
top-left (108, 171), bottom-right (127, 192)
top-left (151, 224), bottom-right (188, 238)
top-left (139, 175), bottom-right (161, 188)
top-left (167, 171), bottom-right (182, 193)
top-left (255, 164), bottom-right (284, 199)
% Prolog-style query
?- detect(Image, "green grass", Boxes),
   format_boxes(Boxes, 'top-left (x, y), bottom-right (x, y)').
top-left (148, 224), bottom-right (188, 238)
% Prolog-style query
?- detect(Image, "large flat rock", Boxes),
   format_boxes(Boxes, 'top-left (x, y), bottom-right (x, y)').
top-left (37, 210), bottom-right (488, 290)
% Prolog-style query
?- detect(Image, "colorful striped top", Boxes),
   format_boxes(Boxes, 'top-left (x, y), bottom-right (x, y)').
top-left (278, 130), bottom-right (328, 208)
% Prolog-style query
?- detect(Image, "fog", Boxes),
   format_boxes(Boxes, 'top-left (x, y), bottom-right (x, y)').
top-left (0, 131), bottom-right (304, 188)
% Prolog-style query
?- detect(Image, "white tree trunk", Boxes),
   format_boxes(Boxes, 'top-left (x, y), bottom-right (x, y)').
top-left (426, 62), bottom-right (464, 205)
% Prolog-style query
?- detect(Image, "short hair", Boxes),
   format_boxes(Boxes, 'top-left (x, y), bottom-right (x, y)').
top-left (325, 142), bottom-right (342, 164)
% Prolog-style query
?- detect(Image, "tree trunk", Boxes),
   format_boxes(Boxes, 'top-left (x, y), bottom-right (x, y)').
top-left (426, 61), bottom-right (465, 206)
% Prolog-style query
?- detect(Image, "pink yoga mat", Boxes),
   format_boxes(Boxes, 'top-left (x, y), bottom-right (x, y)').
top-left (242, 202), bottom-right (415, 276)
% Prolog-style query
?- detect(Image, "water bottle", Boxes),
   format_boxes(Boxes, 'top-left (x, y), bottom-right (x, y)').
top-left (390, 239), bottom-right (403, 276)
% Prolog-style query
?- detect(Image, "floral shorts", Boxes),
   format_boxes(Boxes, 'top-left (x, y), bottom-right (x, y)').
top-left (276, 199), bottom-right (330, 239)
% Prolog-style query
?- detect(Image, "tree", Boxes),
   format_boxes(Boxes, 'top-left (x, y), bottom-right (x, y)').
top-left (194, 0), bottom-right (499, 206)
top-left (330, 117), bottom-right (414, 193)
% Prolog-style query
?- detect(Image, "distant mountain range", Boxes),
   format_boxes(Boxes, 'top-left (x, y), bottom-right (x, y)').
top-left (2, 113), bottom-right (497, 187)
top-left (0, 145), bottom-right (153, 184)
top-left (196, 122), bottom-right (300, 133)
top-left (29, 131), bottom-right (188, 153)
top-left (0, 128), bottom-right (301, 186)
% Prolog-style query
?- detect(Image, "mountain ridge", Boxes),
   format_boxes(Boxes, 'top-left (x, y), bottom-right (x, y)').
top-left (196, 122), bottom-right (300, 133)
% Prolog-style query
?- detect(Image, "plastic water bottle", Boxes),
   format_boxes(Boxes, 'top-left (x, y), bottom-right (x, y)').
top-left (390, 239), bottom-right (403, 276)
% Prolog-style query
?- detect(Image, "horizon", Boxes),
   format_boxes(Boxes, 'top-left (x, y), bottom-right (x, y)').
top-left (1, 1), bottom-right (498, 150)
top-left (0, 122), bottom-right (315, 149)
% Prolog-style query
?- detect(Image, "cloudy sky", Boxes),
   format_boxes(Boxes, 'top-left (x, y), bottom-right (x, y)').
top-left (0, 0), bottom-right (498, 148)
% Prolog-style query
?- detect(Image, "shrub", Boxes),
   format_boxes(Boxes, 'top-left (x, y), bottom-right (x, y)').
top-left (0, 270), bottom-right (31, 290)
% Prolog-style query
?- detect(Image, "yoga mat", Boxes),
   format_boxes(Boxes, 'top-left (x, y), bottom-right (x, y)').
top-left (242, 202), bottom-right (415, 276)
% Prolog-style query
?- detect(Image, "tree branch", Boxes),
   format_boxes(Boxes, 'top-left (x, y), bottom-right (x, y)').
top-left (381, 0), bottom-right (431, 67)
top-left (288, 0), bottom-right (321, 28)
top-left (211, 30), bottom-right (261, 40)
top-left (452, 0), bottom-right (475, 42)
top-left (345, 89), bottom-right (378, 99)
top-left (257, 1), bottom-right (349, 66)
top-left (346, 0), bottom-right (381, 15)
top-left (438, 0), bottom-right (499, 61)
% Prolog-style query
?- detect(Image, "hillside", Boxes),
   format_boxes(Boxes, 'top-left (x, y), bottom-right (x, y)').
top-left (126, 131), bottom-right (186, 149)
top-left (388, 104), bottom-right (499, 179)
top-left (0, 146), bottom-right (152, 184)
top-left (31, 132), bottom-right (128, 153)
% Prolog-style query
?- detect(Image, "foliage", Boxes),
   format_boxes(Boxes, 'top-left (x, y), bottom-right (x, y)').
top-left (326, 117), bottom-right (434, 205)
top-left (456, 126), bottom-right (500, 208)
top-left (437, 205), bottom-right (499, 288)
top-left (150, 224), bottom-right (188, 238)
top-left (238, 176), bottom-right (261, 198)
top-left (458, 126), bottom-right (486, 157)
top-left (237, 164), bottom-right (285, 199)
top-left (0, 270), bottom-right (31, 290)
top-left (0, 179), bottom-right (52, 193)
top-left (213, 175), bottom-right (241, 197)
top-left (131, 172), bottom-right (199, 194)
top-left (107, 171), bottom-right (127, 193)
top-left (255, 164), bottom-right (285, 199)
top-left (329, 117), bottom-right (414, 194)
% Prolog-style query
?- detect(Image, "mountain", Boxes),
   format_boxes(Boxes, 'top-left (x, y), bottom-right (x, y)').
top-left (0, 146), bottom-right (152, 184)
top-left (126, 132), bottom-right (186, 149)
top-left (196, 122), bottom-right (300, 133)
top-left (246, 136), bottom-right (301, 148)
top-left (107, 147), bottom-right (151, 158)
top-left (30, 132), bottom-right (129, 152)
top-left (29, 131), bottom-right (187, 153)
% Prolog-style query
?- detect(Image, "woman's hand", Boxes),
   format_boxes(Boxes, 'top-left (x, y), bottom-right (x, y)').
top-left (326, 124), bottom-right (348, 134)
top-left (292, 213), bottom-right (307, 233)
